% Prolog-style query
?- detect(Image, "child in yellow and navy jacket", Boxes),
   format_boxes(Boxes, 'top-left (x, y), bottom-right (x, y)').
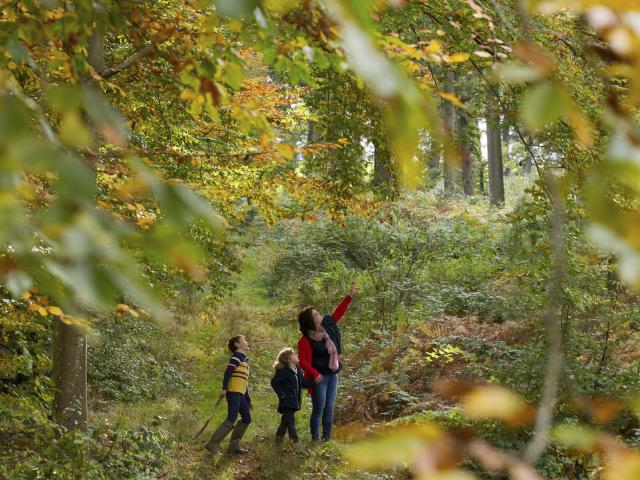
top-left (204, 335), bottom-right (253, 454)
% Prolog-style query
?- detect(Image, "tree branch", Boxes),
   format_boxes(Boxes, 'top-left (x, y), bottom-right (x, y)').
top-left (523, 176), bottom-right (566, 464)
top-left (99, 44), bottom-right (156, 80)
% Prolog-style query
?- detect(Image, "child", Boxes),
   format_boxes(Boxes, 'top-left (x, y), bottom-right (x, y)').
top-left (204, 335), bottom-right (253, 454)
top-left (270, 347), bottom-right (314, 443)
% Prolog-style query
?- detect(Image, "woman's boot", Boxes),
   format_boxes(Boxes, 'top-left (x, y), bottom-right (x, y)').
top-left (227, 421), bottom-right (250, 454)
top-left (204, 420), bottom-right (234, 453)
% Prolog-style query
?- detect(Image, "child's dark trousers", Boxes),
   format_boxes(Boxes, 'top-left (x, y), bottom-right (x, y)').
top-left (276, 409), bottom-right (298, 442)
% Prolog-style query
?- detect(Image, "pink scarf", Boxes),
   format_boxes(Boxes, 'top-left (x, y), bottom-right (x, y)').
top-left (308, 326), bottom-right (339, 372)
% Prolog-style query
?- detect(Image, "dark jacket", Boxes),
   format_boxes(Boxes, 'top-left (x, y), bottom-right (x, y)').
top-left (270, 365), bottom-right (314, 413)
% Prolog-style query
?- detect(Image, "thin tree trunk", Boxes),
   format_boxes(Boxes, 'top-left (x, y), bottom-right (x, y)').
top-left (307, 119), bottom-right (319, 144)
top-left (521, 133), bottom-right (533, 174)
top-left (486, 107), bottom-right (505, 206)
top-left (443, 70), bottom-right (457, 193)
top-left (458, 112), bottom-right (475, 196)
top-left (426, 132), bottom-right (441, 183)
top-left (88, 28), bottom-right (106, 75)
top-left (502, 125), bottom-right (510, 171)
top-left (52, 318), bottom-right (87, 430)
top-left (372, 138), bottom-right (394, 196)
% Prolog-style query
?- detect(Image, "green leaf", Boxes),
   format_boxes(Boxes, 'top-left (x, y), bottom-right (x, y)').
top-left (214, 0), bottom-right (259, 17)
top-left (82, 88), bottom-right (128, 146)
top-left (7, 39), bottom-right (31, 63)
top-left (519, 82), bottom-right (568, 130)
top-left (223, 61), bottom-right (245, 90)
top-left (54, 155), bottom-right (97, 202)
top-left (59, 112), bottom-right (93, 149)
top-left (0, 95), bottom-right (32, 140)
top-left (551, 424), bottom-right (599, 451)
top-left (46, 85), bottom-right (83, 113)
top-left (495, 63), bottom-right (544, 83)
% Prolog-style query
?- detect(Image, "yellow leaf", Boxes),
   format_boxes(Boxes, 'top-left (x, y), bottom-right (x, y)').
top-left (38, 307), bottom-right (48, 317)
top-left (345, 423), bottom-right (441, 469)
top-left (21, 291), bottom-right (31, 300)
top-left (438, 92), bottom-right (464, 107)
top-left (229, 19), bottom-right (243, 33)
top-left (444, 53), bottom-right (470, 63)
top-left (60, 111), bottom-right (93, 149)
top-left (263, 0), bottom-right (300, 13)
top-left (275, 143), bottom-right (295, 160)
top-left (61, 316), bottom-right (90, 327)
top-left (463, 385), bottom-right (526, 421)
top-left (567, 104), bottom-right (593, 148)
top-left (604, 451), bottom-right (640, 480)
top-left (47, 306), bottom-right (63, 316)
top-left (424, 40), bottom-right (441, 54)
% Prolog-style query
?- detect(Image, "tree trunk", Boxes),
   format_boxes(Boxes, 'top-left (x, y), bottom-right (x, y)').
top-left (52, 318), bottom-right (87, 430)
top-left (51, 23), bottom-right (106, 431)
top-left (88, 27), bottom-right (106, 75)
top-left (442, 70), bottom-right (457, 193)
top-left (486, 107), bottom-right (505, 206)
top-left (426, 133), bottom-right (441, 183)
top-left (522, 133), bottom-right (533, 174)
top-left (372, 138), bottom-right (395, 197)
top-left (502, 125), bottom-right (510, 175)
top-left (458, 112), bottom-right (475, 196)
top-left (307, 119), bottom-right (319, 144)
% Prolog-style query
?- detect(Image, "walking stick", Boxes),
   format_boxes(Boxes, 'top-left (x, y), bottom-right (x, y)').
top-left (194, 394), bottom-right (225, 440)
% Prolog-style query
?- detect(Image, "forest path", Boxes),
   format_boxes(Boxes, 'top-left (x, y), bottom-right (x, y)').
top-left (97, 248), bottom-right (393, 479)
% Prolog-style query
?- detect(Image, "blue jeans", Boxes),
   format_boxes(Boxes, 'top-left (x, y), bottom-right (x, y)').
top-left (310, 373), bottom-right (338, 440)
top-left (226, 392), bottom-right (251, 424)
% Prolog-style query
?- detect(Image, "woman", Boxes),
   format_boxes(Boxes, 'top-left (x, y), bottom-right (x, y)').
top-left (297, 285), bottom-right (358, 441)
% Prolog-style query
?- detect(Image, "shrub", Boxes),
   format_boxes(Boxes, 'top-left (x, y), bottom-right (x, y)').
top-left (88, 315), bottom-right (191, 402)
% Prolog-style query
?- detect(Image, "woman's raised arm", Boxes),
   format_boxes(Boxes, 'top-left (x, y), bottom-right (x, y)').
top-left (331, 285), bottom-right (359, 322)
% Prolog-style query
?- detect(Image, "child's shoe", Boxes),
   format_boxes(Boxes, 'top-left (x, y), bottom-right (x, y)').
top-left (204, 420), bottom-right (234, 453)
top-left (227, 421), bottom-right (250, 454)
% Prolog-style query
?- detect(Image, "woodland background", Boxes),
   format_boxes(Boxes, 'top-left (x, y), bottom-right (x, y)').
top-left (3, 0), bottom-right (640, 478)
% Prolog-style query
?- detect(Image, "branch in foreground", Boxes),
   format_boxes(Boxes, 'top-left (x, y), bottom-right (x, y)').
top-left (523, 176), bottom-right (566, 464)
